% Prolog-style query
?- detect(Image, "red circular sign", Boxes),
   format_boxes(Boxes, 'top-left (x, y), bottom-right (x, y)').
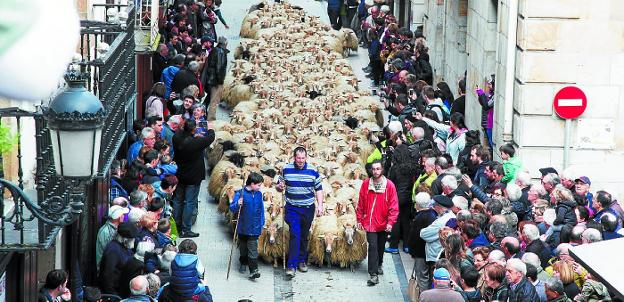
top-left (553, 86), bottom-right (587, 119)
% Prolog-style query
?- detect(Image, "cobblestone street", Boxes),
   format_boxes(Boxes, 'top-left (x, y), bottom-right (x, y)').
top-left (191, 0), bottom-right (412, 301)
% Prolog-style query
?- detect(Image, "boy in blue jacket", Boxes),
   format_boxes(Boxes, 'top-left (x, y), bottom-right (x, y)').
top-left (230, 172), bottom-right (265, 280)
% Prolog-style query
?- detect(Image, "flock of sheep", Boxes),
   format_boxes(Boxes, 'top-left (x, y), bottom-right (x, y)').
top-left (207, 1), bottom-right (381, 270)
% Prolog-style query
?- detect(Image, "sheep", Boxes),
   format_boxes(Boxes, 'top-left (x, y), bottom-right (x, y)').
top-left (309, 215), bottom-right (341, 268)
top-left (218, 177), bottom-right (244, 214)
top-left (257, 215), bottom-right (290, 267)
top-left (208, 160), bottom-right (239, 199)
top-left (333, 214), bottom-right (367, 270)
top-left (223, 84), bottom-right (254, 109)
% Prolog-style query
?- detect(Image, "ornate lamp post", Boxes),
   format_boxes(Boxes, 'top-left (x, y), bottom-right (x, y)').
top-left (0, 67), bottom-right (105, 227)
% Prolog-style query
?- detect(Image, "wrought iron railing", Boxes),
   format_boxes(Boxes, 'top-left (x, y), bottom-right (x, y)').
top-left (0, 5), bottom-right (136, 251)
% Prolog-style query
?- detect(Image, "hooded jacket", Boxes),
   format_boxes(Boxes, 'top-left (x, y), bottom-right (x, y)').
top-left (501, 156), bottom-right (522, 184)
top-left (553, 199), bottom-right (578, 227)
top-left (420, 209), bottom-right (455, 262)
top-left (356, 176), bottom-right (399, 232)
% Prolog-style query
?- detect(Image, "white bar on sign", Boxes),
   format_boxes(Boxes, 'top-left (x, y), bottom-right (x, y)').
top-left (558, 99), bottom-right (583, 107)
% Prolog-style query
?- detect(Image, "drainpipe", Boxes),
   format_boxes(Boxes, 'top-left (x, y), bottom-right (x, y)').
top-left (502, 0), bottom-right (518, 143)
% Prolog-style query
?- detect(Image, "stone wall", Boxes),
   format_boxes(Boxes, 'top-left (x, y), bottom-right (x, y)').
top-left (502, 0), bottom-right (624, 198)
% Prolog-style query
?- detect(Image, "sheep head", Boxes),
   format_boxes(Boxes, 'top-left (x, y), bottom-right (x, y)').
top-left (343, 224), bottom-right (355, 245)
top-left (318, 232), bottom-right (340, 253)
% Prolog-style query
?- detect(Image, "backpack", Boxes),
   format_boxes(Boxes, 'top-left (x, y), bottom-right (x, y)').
top-left (426, 103), bottom-right (450, 123)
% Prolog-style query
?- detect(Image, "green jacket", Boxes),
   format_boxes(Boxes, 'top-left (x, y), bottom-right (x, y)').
top-left (501, 156), bottom-right (522, 184)
top-left (366, 140), bottom-right (388, 163)
top-left (96, 221), bottom-right (117, 270)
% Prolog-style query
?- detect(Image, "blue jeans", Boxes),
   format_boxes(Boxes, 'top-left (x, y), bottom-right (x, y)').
top-left (173, 183), bottom-right (201, 233)
top-left (284, 203), bottom-right (315, 269)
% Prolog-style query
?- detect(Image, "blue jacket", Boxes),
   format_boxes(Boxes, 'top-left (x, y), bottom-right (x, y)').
top-left (469, 233), bottom-right (490, 249)
top-left (473, 162), bottom-right (489, 189)
top-left (161, 65), bottom-right (181, 99)
top-left (127, 140), bottom-right (143, 163)
top-left (170, 254), bottom-right (204, 298)
top-left (121, 294), bottom-right (153, 302)
top-left (159, 164), bottom-right (178, 178)
top-left (230, 188), bottom-right (265, 236)
top-left (110, 177), bottom-right (129, 200)
top-left (162, 124), bottom-right (175, 157)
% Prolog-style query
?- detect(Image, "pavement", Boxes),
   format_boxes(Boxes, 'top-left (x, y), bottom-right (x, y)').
top-left (192, 1), bottom-right (415, 301)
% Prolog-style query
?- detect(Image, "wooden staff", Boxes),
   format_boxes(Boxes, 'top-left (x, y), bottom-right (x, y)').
top-left (226, 193), bottom-right (243, 280)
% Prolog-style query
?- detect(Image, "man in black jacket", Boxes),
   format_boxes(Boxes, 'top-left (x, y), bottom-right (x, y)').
top-left (172, 119), bottom-right (215, 237)
top-left (171, 60), bottom-right (202, 98)
top-left (407, 192), bottom-right (438, 292)
top-left (98, 222), bottom-right (140, 296)
top-left (505, 258), bottom-right (539, 302)
top-left (201, 36), bottom-right (229, 120)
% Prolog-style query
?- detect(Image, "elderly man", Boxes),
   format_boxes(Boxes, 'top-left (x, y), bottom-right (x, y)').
top-left (420, 195), bottom-right (456, 283)
top-left (592, 190), bottom-right (619, 223)
top-left (127, 127), bottom-right (157, 163)
top-left (152, 44), bottom-right (169, 82)
top-left (277, 147), bottom-right (324, 278)
top-left (120, 275), bottom-right (151, 302)
top-left (522, 224), bottom-right (551, 268)
top-left (430, 156), bottom-right (452, 195)
top-left (488, 249), bottom-right (507, 266)
top-left (407, 192), bottom-right (437, 291)
top-left (521, 252), bottom-right (550, 282)
top-left (505, 258), bottom-right (539, 301)
top-left (96, 205), bottom-right (129, 271)
top-left (441, 174), bottom-right (458, 198)
top-left (419, 268), bottom-right (464, 302)
top-left (501, 236), bottom-right (521, 259)
top-left (357, 160), bottom-right (399, 286)
top-left (574, 176), bottom-right (593, 207)
top-left (98, 222), bottom-right (140, 296)
top-left (171, 61), bottom-right (203, 98)
top-left (601, 213), bottom-right (623, 240)
top-left (161, 115), bottom-right (182, 156)
top-left (541, 173), bottom-right (561, 202)
top-left (544, 278), bottom-right (572, 302)
top-left (581, 228), bottom-right (602, 244)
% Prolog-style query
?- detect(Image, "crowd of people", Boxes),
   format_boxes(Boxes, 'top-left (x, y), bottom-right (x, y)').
top-left (352, 1), bottom-right (619, 301)
top-left (37, 1), bottom-right (621, 301)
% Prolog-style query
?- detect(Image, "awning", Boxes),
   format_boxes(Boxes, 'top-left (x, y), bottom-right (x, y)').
top-left (569, 238), bottom-right (624, 300)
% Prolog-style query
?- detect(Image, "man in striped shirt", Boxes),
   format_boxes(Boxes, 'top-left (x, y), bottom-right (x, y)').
top-left (277, 147), bottom-right (324, 278)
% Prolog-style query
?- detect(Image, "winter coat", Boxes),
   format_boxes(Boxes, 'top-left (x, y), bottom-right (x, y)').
top-left (525, 239), bottom-right (552, 269)
top-left (415, 53), bottom-right (433, 84)
top-left (327, 0), bottom-right (342, 10)
top-left (170, 253), bottom-right (205, 298)
top-left (420, 210), bottom-right (456, 262)
top-left (422, 117), bottom-right (466, 164)
top-left (171, 68), bottom-right (201, 97)
top-left (473, 162), bottom-right (490, 190)
top-left (356, 177), bottom-right (399, 233)
top-left (173, 129), bottom-right (215, 185)
top-left (121, 294), bottom-right (153, 302)
top-left (468, 233), bottom-right (490, 249)
top-left (419, 286), bottom-right (465, 302)
top-left (387, 145), bottom-right (418, 207)
top-left (553, 199), bottom-right (577, 227)
top-left (98, 240), bottom-right (133, 295)
top-left (127, 140), bottom-right (143, 163)
top-left (450, 95), bottom-right (465, 116)
top-left (201, 45), bottom-right (228, 87)
top-left (158, 284), bottom-right (213, 302)
top-left (501, 156), bottom-right (522, 184)
top-left (96, 221), bottom-right (117, 269)
top-left (507, 276), bottom-right (539, 302)
top-left (407, 208), bottom-right (437, 258)
top-left (230, 187), bottom-right (265, 236)
top-left (412, 171), bottom-right (437, 200)
top-left (477, 90), bottom-right (494, 129)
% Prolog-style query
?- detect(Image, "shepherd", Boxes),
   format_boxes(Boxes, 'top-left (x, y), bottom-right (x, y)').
top-left (229, 172), bottom-right (265, 280)
top-left (276, 147), bottom-right (324, 278)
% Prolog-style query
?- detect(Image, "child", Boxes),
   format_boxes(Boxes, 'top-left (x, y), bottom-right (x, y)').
top-left (229, 172), bottom-right (265, 279)
top-left (499, 143), bottom-right (522, 184)
top-left (157, 218), bottom-right (174, 247)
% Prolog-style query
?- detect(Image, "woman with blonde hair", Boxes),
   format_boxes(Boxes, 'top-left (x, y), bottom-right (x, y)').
top-left (552, 260), bottom-right (581, 299)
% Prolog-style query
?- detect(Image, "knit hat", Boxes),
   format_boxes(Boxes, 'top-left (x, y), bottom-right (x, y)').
top-left (108, 205), bottom-right (129, 220)
top-left (433, 268), bottom-right (450, 281)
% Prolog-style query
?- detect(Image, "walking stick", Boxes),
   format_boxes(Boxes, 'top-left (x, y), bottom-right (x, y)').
top-left (282, 185), bottom-right (286, 270)
top-left (226, 193), bottom-right (243, 280)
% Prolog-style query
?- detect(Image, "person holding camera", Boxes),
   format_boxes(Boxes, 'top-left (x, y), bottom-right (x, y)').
top-left (172, 119), bottom-right (215, 238)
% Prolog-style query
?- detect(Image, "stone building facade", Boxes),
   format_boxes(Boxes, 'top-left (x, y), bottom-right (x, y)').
top-left (407, 0), bottom-right (624, 198)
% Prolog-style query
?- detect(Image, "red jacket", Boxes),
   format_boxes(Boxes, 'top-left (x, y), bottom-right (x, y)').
top-left (356, 177), bottom-right (399, 233)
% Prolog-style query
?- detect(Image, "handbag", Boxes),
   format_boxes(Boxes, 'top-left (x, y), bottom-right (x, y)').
top-left (407, 265), bottom-right (420, 302)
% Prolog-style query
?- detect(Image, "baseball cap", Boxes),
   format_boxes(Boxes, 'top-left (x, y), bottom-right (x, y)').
top-left (117, 221), bottom-right (140, 238)
top-left (108, 205), bottom-right (129, 220)
top-left (575, 176), bottom-right (591, 186)
top-left (433, 195), bottom-right (453, 208)
top-left (433, 268), bottom-right (450, 281)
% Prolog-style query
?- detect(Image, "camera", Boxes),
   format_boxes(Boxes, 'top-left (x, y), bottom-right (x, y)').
top-left (198, 121), bottom-right (208, 128)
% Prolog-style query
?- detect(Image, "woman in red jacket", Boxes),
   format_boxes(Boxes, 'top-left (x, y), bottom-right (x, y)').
top-left (356, 160), bottom-right (399, 286)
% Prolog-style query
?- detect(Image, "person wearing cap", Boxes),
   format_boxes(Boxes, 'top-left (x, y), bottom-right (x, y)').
top-left (96, 205), bottom-right (129, 271)
top-left (98, 221), bottom-right (140, 296)
top-left (419, 268), bottom-right (464, 302)
top-left (420, 195), bottom-right (457, 284)
top-left (574, 176), bottom-right (593, 208)
top-left (356, 160), bottom-right (399, 286)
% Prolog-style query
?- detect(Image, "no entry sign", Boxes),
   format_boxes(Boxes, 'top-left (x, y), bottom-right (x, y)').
top-left (553, 86), bottom-right (587, 119)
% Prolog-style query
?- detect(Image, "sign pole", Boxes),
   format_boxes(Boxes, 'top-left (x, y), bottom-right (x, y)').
top-left (563, 119), bottom-right (571, 169)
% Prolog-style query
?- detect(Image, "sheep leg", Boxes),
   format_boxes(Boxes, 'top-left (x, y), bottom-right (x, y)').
top-left (324, 251), bottom-right (332, 269)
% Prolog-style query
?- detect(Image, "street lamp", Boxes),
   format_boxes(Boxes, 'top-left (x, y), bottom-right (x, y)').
top-left (0, 67), bottom-right (106, 227)
top-left (46, 68), bottom-right (105, 178)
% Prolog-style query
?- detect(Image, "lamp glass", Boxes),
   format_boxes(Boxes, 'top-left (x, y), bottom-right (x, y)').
top-left (50, 128), bottom-right (101, 177)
